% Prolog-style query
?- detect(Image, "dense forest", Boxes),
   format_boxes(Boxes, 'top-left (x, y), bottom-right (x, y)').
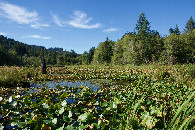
top-left (0, 36), bottom-right (82, 66)
top-left (0, 13), bottom-right (194, 66)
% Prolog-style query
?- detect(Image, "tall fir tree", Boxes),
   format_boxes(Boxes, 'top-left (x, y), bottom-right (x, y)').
top-left (135, 13), bottom-right (151, 35)
top-left (184, 16), bottom-right (195, 33)
top-left (134, 13), bottom-right (152, 64)
top-left (169, 25), bottom-right (180, 35)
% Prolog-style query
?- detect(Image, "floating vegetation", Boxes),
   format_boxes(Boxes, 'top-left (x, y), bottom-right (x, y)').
top-left (0, 64), bottom-right (194, 129)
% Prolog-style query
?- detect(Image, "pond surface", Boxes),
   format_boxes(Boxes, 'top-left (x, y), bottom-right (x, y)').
top-left (30, 79), bottom-right (130, 91)
top-left (29, 79), bottom-right (130, 104)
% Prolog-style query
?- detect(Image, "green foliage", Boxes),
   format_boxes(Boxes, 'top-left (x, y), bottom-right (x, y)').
top-left (113, 31), bottom-right (163, 65)
top-left (184, 16), bottom-right (195, 33)
top-left (163, 30), bottom-right (195, 64)
top-left (82, 51), bottom-right (89, 65)
top-left (0, 66), bottom-right (35, 87)
top-left (93, 37), bottom-right (115, 65)
top-left (0, 65), bottom-right (194, 129)
top-left (0, 35), bottom-right (81, 66)
top-left (112, 33), bottom-right (135, 65)
top-left (133, 13), bottom-right (164, 64)
top-left (112, 14), bottom-right (194, 65)
top-left (169, 25), bottom-right (181, 35)
top-left (0, 13), bottom-right (195, 66)
top-left (88, 47), bottom-right (95, 64)
top-left (135, 13), bottom-right (151, 35)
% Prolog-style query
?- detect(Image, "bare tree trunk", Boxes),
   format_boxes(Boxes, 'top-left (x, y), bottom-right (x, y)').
top-left (41, 55), bottom-right (47, 74)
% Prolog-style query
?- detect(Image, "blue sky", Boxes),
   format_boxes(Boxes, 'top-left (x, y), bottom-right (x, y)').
top-left (0, 0), bottom-right (194, 54)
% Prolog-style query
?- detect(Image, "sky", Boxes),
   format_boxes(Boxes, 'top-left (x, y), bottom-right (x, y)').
top-left (0, 0), bottom-right (194, 54)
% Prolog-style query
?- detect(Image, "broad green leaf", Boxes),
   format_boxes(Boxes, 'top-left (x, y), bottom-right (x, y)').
top-left (94, 101), bottom-right (99, 105)
top-left (141, 112), bottom-right (157, 129)
top-left (63, 115), bottom-right (72, 123)
top-left (17, 122), bottom-right (26, 128)
top-left (100, 102), bottom-right (107, 107)
top-left (12, 101), bottom-right (17, 106)
top-left (9, 96), bottom-right (12, 102)
top-left (57, 124), bottom-right (65, 130)
top-left (68, 111), bottom-right (72, 118)
top-left (59, 107), bottom-right (64, 114)
top-left (43, 103), bottom-right (49, 109)
top-left (78, 112), bottom-right (89, 122)
top-left (43, 119), bottom-right (51, 124)
top-left (0, 123), bottom-right (4, 129)
top-left (64, 125), bottom-right (75, 130)
top-left (61, 100), bottom-right (67, 107)
top-left (52, 118), bottom-right (57, 124)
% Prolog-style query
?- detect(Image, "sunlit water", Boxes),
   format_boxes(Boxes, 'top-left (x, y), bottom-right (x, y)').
top-left (30, 79), bottom-right (129, 91)
top-left (30, 80), bottom-right (99, 91)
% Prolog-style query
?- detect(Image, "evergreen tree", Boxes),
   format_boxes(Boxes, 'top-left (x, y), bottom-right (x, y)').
top-left (135, 13), bottom-right (151, 35)
top-left (175, 25), bottom-right (181, 35)
top-left (184, 16), bottom-right (195, 33)
top-left (134, 13), bottom-right (152, 64)
top-left (88, 47), bottom-right (95, 64)
top-left (169, 28), bottom-right (174, 34)
top-left (169, 25), bottom-right (180, 35)
top-left (103, 37), bottom-right (113, 64)
top-left (132, 13), bottom-right (164, 64)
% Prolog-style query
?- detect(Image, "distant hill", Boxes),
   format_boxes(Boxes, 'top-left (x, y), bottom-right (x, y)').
top-left (0, 35), bottom-right (81, 66)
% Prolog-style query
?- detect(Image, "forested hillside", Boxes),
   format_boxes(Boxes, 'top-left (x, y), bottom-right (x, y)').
top-left (0, 35), bottom-right (82, 66)
top-left (0, 13), bottom-right (194, 66)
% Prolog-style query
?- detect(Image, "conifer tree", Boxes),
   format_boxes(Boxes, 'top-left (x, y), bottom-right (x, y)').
top-left (135, 13), bottom-right (151, 35)
top-left (184, 16), bottom-right (195, 33)
top-left (169, 25), bottom-right (180, 35)
top-left (88, 47), bottom-right (95, 64)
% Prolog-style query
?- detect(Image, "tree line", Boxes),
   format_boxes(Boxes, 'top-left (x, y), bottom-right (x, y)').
top-left (0, 13), bottom-right (194, 66)
top-left (91, 13), bottom-right (195, 65)
top-left (0, 36), bottom-right (82, 66)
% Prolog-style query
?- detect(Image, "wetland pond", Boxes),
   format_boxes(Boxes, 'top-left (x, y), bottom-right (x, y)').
top-left (29, 79), bottom-right (130, 104)
top-left (3, 79), bottom-right (130, 129)
top-left (30, 79), bottom-right (130, 91)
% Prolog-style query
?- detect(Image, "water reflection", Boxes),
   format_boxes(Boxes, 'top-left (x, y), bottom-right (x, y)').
top-left (30, 80), bottom-right (99, 91)
top-left (30, 79), bottom-right (130, 91)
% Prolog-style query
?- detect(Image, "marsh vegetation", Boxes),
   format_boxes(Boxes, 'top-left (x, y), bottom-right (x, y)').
top-left (0, 64), bottom-right (194, 129)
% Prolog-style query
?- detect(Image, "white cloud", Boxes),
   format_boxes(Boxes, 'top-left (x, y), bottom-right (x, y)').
top-left (27, 35), bottom-right (51, 40)
top-left (103, 28), bottom-right (118, 33)
top-left (51, 13), bottom-right (63, 27)
top-left (68, 10), bottom-right (101, 29)
top-left (0, 32), bottom-right (7, 35)
top-left (0, 2), bottom-right (49, 29)
top-left (31, 23), bottom-right (50, 29)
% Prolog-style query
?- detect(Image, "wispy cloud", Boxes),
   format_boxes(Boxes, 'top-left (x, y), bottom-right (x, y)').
top-left (0, 32), bottom-right (7, 35)
top-left (31, 23), bottom-right (50, 29)
top-left (0, 2), bottom-right (49, 29)
top-left (103, 27), bottom-right (118, 33)
top-left (27, 35), bottom-right (51, 40)
top-left (51, 13), bottom-right (63, 27)
top-left (68, 10), bottom-right (101, 29)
